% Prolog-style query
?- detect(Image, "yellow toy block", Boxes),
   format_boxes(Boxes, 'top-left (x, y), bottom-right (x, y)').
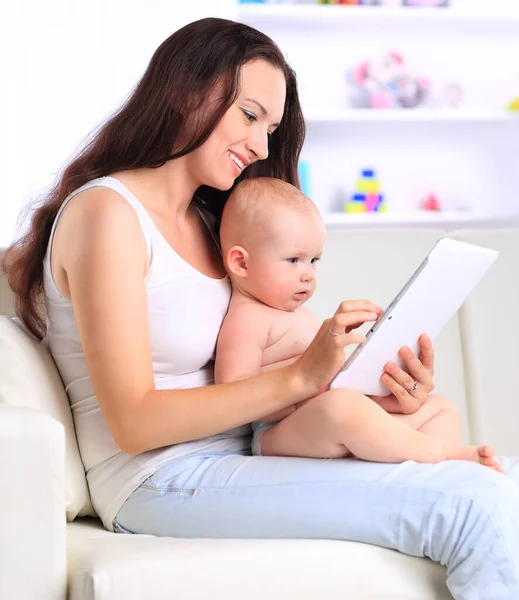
top-left (344, 202), bottom-right (366, 214)
top-left (356, 180), bottom-right (380, 194)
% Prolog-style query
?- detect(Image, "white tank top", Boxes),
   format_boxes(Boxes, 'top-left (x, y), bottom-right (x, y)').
top-left (43, 176), bottom-right (250, 531)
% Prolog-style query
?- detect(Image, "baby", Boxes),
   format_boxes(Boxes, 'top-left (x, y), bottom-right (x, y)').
top-left (215, 177), bottom-right (501, 471)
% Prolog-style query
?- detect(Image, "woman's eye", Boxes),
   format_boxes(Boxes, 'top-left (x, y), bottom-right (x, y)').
top-left (243, 110), bottom-right (256, 123)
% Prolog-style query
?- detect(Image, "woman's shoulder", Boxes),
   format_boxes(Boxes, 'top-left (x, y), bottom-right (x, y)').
top-left (53, 184), bottom-right (149, 281)
top-left (64, 183), bottom-right (136, 220)
top-left (57, 183), bottom-right (145, 246)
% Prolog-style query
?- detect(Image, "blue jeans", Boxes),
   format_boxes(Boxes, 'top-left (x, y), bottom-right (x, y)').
top-left (114, 453), bottom-right (519, 599)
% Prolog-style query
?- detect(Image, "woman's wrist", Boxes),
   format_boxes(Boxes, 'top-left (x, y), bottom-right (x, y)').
top-left (283, 359), bottom-right (313, 403)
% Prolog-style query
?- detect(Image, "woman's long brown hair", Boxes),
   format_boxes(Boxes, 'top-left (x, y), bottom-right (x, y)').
top-left (2, 17), bottom-right (305, 339)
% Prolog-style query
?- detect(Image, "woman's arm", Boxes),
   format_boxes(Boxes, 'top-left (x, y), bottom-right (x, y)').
top-left (255, 357), bottom-right (303, 421)
top-left (59, 189), bottom-right (377, 456)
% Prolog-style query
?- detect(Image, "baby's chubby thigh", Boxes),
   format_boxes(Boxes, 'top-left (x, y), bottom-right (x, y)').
top-left (262, 388), bottom-right (379, 459)
top-left (390, 394), bottom-right (460, 432)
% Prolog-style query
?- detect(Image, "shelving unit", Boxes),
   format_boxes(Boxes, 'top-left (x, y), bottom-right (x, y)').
top-left (236, 2), bottom-right (519, 224)
top-left (237, 4), bottom-right (519, 28)
top-left (322, 210), bottom-right (517, 230)
top-left (304, 109), bottom-right (519, 124)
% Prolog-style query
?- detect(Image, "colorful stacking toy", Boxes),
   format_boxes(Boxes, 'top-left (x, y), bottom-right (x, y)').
top-left (345, 168), bottom-right (387, 213)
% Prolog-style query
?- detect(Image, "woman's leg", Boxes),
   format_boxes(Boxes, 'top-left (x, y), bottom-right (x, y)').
top-left (115, 453), bottom-right (519, 599)
top-left (497, 455), bottom-right (519, 486)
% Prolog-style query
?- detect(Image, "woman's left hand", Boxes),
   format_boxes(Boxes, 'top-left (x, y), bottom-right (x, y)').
top-left (369, 333), bottom-right (435, 415)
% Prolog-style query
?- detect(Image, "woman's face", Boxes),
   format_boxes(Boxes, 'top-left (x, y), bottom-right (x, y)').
top-left (187, 59), bottom-right (287, 190)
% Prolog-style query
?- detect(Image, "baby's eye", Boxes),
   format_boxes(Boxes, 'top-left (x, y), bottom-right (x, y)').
top-left (311, 257), bottom-right (321, 264)
top-left (243, 110), bottom-right (257, 123)
top-left (287, 257), bottom-right (299, 264)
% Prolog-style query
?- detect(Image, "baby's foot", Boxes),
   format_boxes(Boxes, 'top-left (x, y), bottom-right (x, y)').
top-left (446, 444), bottom-right (504, 473)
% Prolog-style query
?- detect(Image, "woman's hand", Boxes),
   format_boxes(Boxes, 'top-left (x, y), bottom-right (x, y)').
top-left (292, 300), bottom-right (383, 398)
top-left (370, 333), bottom-right (435, 415)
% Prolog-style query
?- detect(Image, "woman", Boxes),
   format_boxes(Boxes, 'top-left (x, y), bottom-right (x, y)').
top-left (3, 18), bottom-right (519, 599)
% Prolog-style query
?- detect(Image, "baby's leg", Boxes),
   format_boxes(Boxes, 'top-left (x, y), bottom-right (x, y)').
top-left (391, 394), bottom-right (462, 445)
top-left (260, 389), bottom-right (501, 470)
top-left (392, 394), bottom-right (503, 472)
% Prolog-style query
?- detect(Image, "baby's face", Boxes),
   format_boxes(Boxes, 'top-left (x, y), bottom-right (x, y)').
top-left (246, 209), bottom-right (326, 311)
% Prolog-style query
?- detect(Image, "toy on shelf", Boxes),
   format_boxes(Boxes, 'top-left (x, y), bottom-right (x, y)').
top-left (421, 192), bottom-right (442, 211)
top-left (345, 169), bottom-right (387, 213)
top-left (439, 82), bottom-right (464, 108)
top-left (298, 160), bottom-right (311, 198)
top-left (318, 1), bottom-right (380, 4)
top-left (403, 0), bottom-right (449, 6)
top-left (348, 51), bottom-right (430, 109)
top-left (506, 97), bottom-right (519, 112)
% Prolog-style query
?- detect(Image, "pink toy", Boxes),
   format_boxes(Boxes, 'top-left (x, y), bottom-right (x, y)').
top-left (348, 51), bottom-right (430, 109)
top-left (421, 193), bottom-right (442, 211)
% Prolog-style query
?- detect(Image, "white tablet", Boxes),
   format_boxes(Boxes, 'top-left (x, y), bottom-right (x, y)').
top-left (330, 237), bottom-right (498, 396)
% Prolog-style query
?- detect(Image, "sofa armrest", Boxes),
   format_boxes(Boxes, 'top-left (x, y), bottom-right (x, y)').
top-left (0, 405), bottom-right (67, 600)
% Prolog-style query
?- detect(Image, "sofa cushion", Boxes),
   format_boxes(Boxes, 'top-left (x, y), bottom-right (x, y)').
top-left (0, 405), bottom-right (67, 600)
top-left (67, 518), bottom-right (451, 600)
top-left (0, 316), bottom-right (95, 519)
top-left (0, 254), bottom-right (16, 317)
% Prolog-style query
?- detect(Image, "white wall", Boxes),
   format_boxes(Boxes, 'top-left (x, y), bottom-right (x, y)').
top-left (0, 0), bottom-right (234, 247)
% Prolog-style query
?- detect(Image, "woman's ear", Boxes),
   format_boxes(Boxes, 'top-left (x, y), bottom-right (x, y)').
top-left (226, 246), bottom-right (249, 278)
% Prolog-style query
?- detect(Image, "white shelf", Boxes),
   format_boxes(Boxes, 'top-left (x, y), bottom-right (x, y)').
top-left (322, 211), bottom-right (519, 230)
top-left (237, 2), bottom-right (519, 220)
top-left (304, 109), bottom-right (519, 124)
top-left (237, 5), bottom-right (519, 28)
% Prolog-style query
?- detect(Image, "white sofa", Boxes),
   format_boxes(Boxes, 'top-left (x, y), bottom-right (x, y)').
top-left (1, 226), bottom-right (518, 600)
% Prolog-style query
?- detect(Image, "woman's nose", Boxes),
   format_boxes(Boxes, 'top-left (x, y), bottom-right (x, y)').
top-left (245, 130), bottom-right (269, 161)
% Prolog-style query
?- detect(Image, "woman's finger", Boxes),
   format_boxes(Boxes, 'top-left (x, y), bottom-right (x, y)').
top-left (381, 373), bottom-right (426, 414)
top-left (327, 326), bottom-right (366, 346)
top-left (331, 310), bottom-right (378, 334)
top-left (395, 346), bottom-right (434, 393)
top-left (334, 300), bottom-right (382, 318)
top-left (418, 333), bottom-right (435, 375)
top-left (383, 361), bottom-right (417, 393)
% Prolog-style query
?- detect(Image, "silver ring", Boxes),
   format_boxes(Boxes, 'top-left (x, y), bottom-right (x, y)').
top-left (408, 380), bottom-right (419, 393)
top-left (328, 328), bottom-right (340, 337)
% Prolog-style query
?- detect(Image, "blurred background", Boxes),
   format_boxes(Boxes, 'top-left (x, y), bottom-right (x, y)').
top-left (1, 0), bottom-right (518, 246)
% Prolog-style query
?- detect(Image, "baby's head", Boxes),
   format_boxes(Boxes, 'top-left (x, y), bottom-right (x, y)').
top-left (220, 177), bottom-right (326, 311)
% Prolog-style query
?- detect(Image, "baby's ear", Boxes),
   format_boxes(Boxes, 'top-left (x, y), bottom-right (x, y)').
top-left (226, 246), bottom-right (249, 278)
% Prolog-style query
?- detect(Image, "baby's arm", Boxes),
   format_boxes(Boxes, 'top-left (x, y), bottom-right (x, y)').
top-left (215, 305), bottom-right (297, 422)
top-left (215, 306), bottom-right (266, 384)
